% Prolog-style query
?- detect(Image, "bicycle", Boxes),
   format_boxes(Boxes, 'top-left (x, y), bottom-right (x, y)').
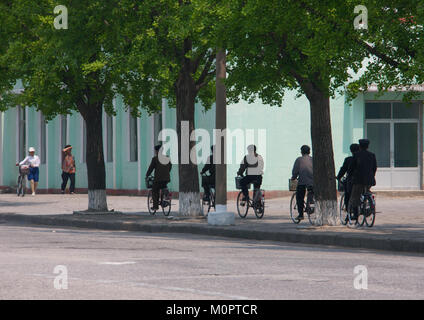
top-left (338, 177), bottom-right (349, 226)
top-left (347, 189), bottom-right (376, 227)
top-left (16, 164), bottom-right (30, 197)
top-left (235, 176), bottom-right (265, 219)
top-left (146, 176), bottom-right (172, 216)
top-left (201, 174), bottom-right (215, 216)
top-left (289, 180), bottom-right (315, 225)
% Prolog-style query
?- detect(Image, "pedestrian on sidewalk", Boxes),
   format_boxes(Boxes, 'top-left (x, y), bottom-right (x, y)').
top-left (61, 145), bottom-right (76, 194)
top-left (16, 147), bottom-right (40, 196)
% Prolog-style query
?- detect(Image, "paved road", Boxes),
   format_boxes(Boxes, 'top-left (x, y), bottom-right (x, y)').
top-left (0, 224), bottom-right (422, 300)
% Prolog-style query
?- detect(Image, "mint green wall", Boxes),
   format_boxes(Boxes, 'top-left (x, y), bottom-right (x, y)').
top-left (1, 89), bottom-right (423, 191)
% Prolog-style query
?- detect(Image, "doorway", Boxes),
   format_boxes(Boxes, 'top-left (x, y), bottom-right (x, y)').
top-left (365, 102), bottom-right (421, 190)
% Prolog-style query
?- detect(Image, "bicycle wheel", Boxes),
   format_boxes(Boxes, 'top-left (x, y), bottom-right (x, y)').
top-left (254, 190), bottom-right (264, 219)
top-left (19, 177), bottom-right (26, 197)
top-left (161, 191), bottom-right (172, 216)
top-left (306, 194), bottom-right (316, 226)
top-left (17, 176), bottom-right (22, 196)
top-left (347, 203), bottom-right (359, 226)
top-left (237, 191), bottom-right (249, 218)
top-left (208, 189), bottom-right (216, 213)
top-left (201, 199), bottom-right (207, 216)
top-left (289, 192), bottom-right (300, 224)
top-left (147, 190), bottom-right (156, 215)
top-left (339, 193), bottom-right (348, 225)
top-left (364, 194), bottom-right (376, 227)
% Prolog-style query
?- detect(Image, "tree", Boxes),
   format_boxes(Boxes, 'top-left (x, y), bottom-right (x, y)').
top-left (118, 0), bottom-right (219, 216)
top-left (345, 0), bottom-right (424, 100)
top-left (221, 0), bottom-right (371, 225)
top-left (0, 0), bottom-right (156, 211)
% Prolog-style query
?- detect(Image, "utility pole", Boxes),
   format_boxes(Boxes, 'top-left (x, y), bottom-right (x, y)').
top-left (208, 49), bottom-right (235, 225)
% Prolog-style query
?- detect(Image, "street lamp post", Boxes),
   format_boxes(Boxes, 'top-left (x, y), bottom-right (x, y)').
top-left (207, 49), bottom-right (235, 225)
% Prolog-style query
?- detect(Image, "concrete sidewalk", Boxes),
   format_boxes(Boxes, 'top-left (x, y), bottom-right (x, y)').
top-left (0, 194), bottom-right (423, 254)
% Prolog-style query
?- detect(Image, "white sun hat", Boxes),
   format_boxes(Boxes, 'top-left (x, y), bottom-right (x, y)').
top-left (28, 147), bottom-right (35, 152)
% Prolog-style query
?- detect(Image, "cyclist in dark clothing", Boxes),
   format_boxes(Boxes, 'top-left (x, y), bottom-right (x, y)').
top-left (237, 145), bottom-right (264, 202)
top-left (201, 146), bottom-right (216, 201)
top-left (146, 145), bottom-right (172, 210)
top-left (347, 139), bottom-right (377, 219)
top-left (336, 143), bottom-right (360, 209)
top-left (291, 145), bottom-right (313, 221)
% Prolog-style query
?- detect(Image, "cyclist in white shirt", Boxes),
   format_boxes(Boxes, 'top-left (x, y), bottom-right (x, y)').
top-left (16, 147), bottom-right (41, 196)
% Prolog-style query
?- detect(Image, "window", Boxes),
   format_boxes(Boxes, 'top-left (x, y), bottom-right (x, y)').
top-left (17, 106), bottom-right (26, 161)
top-left (60, 115), bottom-right (67, 148)
top-left (106, 114), bottom-right (113, 162)
top-left (129, 115), bottom-right (138, 162)
top-left (40, 114), bottom-right (46, 164)
top-left (365, 103), bottom-right (391, 119)
top-left (365, 102), bottom-right (420, 120)
top-left (392, 102), bottom-right (419, 119)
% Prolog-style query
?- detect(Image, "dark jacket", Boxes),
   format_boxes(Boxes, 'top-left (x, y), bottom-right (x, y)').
top-left (291, 155), bottom-right (313, 186)
top-left (146, 156), bottom-right (172, 182)
top-left (201, 155), bottom-right (215, 177)
top-left (337, 156), bottom-right (354, 181)
top-left (348, 150), bottom-right (377, 186)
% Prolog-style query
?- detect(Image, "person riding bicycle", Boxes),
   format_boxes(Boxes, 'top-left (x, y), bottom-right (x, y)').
top-left (200, 145), bottom-right (215, 202)
top-left (16, 147), bottom-right (40, 196)
top-left (347, 139), bottom-right (377, 220)
top-left (336, 143), bottom-right (360, 213)
top-left (237, 145), bottom-right (264, 202)
top-left (146, 145), bottom-right (172, 211)
top-left (291, 145), bottom-right (313, 221)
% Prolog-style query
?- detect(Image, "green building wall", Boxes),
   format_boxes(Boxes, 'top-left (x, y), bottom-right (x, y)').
top-left (1, 88), bottom-right (423, 193)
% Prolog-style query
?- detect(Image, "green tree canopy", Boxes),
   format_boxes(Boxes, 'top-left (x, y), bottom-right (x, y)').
top-left (220, 0), bottom-right (372, 225)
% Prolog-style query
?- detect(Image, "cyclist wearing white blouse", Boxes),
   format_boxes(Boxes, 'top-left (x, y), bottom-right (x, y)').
top-left (16, 147), bottom-right (40, 196)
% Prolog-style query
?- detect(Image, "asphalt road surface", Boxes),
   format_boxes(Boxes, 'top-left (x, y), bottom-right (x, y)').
top-left (0, 224), bottom-right (423, 300)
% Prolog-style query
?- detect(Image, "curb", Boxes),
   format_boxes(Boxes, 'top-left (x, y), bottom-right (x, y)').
top-left (1, 213), bottom-right (423, 254)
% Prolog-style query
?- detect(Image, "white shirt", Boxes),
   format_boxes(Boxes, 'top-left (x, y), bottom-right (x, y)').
top-left (244, 154), bottom-right (264, 176)
top-left (19, 155), bottom-right (41, 168)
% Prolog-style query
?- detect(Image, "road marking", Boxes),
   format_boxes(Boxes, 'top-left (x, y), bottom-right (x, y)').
top-left (29, 273), bottom-right (253, 299)
top-left (99, 262), bottom-right (136, 265)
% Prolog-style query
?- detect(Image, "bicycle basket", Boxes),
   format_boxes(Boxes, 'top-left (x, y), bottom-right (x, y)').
top-left (289, 179), bottom-right (298, 191)
top-left (235, 176), bottom-right (243, 190)
top-left (145, 176), bottom-right (154, 188)
top-left (20, 165), bottom-right (30, 175)
top-left (337, 177), bottom-right (346, 192)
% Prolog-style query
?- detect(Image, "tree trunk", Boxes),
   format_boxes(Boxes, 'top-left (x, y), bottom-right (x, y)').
top-left (81, 103), bottom-right (108, 212)
top-left (175, 71), bottom-right (201, 216)
top-left (303, 84), bottom-right (338, 226)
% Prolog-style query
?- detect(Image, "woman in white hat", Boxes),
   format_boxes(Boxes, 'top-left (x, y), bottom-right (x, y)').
top-left (16, 147), bottom-right (41, 196)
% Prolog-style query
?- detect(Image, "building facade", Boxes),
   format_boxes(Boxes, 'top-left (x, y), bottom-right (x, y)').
top-left (1, 86), bottom-right (423, 194)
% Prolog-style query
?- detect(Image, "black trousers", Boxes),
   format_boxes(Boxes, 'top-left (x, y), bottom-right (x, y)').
top-left (296, 185), bottom-right (313, 215)
top-left (201, 175), bottom-right (215, 196)
top-left (152, 181), bottom-right (168, 208)
top-left (240, 175), bottom-right (262, 198)
top-left (61, 172), bottom-right (75, 193)
top-left (349, 184), bottom-right (369, 214)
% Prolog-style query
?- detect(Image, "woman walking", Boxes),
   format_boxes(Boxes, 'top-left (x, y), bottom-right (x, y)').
top-left (17, 147), bottom-right (40, 196)
top-left (61, 145), bottom-right (76, 194)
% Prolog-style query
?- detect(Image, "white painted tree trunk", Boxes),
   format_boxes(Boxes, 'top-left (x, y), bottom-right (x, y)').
top-left (178, 192), bottom-right (201, 216)
top-left (88, 189), bottom-right (108, 212)
top-left (314, 199), bottom-right (339, 226)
